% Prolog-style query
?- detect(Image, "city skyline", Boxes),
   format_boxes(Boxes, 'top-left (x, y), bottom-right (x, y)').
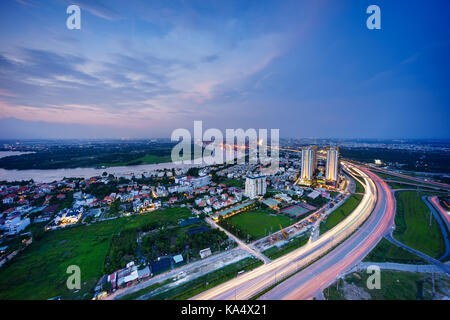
top-left (0, 0), bottom-right (449, 140)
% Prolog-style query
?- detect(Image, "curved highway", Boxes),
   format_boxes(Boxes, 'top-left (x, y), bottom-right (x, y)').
top-left (259, 167), bottom-right (395, 299)
top-left (192, 163), bottom-right (388, 300)
top-left (429, 196), bottom-right (450, 230)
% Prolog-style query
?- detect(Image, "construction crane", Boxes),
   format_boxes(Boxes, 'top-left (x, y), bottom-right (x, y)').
top-left (279, 224), bottom-right (288, 239)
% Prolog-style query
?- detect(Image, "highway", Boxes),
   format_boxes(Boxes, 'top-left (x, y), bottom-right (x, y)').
top-left (192, 163), bottom-right (383, 300)
top-left (429, 196), bottom-right (450, 230)
top-left (360, 165), bottom-right (450, 191)
top-left (259, 167), bottom-right (395, 299)
top-left (191, 147), bottom-right (445, 300)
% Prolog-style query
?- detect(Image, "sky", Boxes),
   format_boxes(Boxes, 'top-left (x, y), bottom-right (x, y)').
top-left (0, 0), bottom-right (449, 139)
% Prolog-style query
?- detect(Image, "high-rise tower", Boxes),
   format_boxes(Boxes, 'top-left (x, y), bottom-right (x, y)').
top-left (326, 146), bottom-right (339, 183)
top-left (300, 146), bottom-right (317, 183)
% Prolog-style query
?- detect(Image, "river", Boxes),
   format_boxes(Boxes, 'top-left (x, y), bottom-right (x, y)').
top-left (0, 151), bottom-right (203, 183)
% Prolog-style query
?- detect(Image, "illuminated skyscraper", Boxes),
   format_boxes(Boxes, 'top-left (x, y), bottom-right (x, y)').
top-left (326, 146), bottom-right (339, 183)
top-left (300, 146), bottom-right (317, 183)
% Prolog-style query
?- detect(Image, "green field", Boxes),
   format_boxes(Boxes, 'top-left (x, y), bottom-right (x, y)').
top-left (148, 257), bottom-right (263, 300)
top-left (0, 207), bottom-right (193, 300)
top-left (262, 234), bottom-right (309, 260)
top-left (374, 171), bottom-right (418, 183)
top-left (386, 181), bottom-right (442, 191)
top-left (325, 270), bottom-right (449, 300)
top-left (320, 194), bottom-right (363, 235)
top-left (100, 154), bottom-right (172, 167)
top-left (387, 182), bottom-right (416, 189)
top-left (226, 208), bottom-right (294, 240)
top-left (363, 238), bottom-right (425, 264)
top-left (393, 191), bottom-right (445, 258)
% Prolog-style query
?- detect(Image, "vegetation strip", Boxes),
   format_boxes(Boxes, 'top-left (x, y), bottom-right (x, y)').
top-left (393, 191), bottom-right (445, 259)
top-left (262, 234), bottom-right (309, 260)
top-left (319, 194), bottom-right (363, 234)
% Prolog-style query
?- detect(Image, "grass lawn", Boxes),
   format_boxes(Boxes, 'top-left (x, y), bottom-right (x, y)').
top-left (218, 179), bottom-right (244, 188)
top-left (363, 238), bottom-right (425, 264)
top-left (320, 194), bottom-right (363, 235)
top-left (355, 179), bottom-right (365, 194)
top-left (148, 257), bottom-right (263, 300)
top-left (325, 270), bottom-right (449, 300)
top-left (393, 191), bottom-right (445, 258)
top-left (227, 208), bottom-right (294, 240)
top-left (0, 207), bottom-right (193, 300)
top-left (262, 234), bottom-right (309, 260)
top-left (24, 221), bottom-right (47, 235)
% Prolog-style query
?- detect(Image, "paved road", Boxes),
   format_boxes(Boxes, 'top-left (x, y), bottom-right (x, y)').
top-left (384, 179), bottom-right (449, 191)
top-left (192, 164), bottom-right (380, 300)
top-left (352, 262), bottom-right (450, 274)
top-left (258, 167), bottom-right (395, 300)
top-left (429, 196), bottom-right (450, 232)
top-left (368, 167), bottom-right (450, 191)
top-left (384, 234), bottom-right (450, 276)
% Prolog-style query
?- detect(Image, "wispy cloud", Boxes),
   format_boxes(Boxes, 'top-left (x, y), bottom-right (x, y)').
top-left (14, 0), bottom-right (36, 7)
top-left (2, 0), bottom-right (448, 138)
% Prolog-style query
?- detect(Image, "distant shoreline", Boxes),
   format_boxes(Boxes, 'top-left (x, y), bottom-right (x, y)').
top-left (0, 151), bottom-right (204, 183)
top-left (0, 151), bottom-right (35, 159)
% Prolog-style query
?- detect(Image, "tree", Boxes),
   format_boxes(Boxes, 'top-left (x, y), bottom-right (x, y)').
top-left (102, 281), bottom-right (112, 292)
top-left (32, 228), bottom-right (45, 241)
top-left (187, 167), bottom-right (199, 177)
top-left (109, 199), bottom-right (121, 216)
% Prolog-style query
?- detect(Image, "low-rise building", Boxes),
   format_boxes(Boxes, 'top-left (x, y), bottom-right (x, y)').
top-left (199, 248), bottom-right (212, 259)
top-left (2, 195), bottom-right (14, 204)
top-left (1, 214), bottom-right (30, 235)
top-left (55, 208), bottom-right (83, 226)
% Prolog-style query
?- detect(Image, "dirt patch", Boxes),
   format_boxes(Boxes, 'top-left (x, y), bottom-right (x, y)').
top-left (341, 281), bottom-right (371, 300)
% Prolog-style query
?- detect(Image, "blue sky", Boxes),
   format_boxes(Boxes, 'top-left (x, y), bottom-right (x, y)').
top-left (0, 0), bottom-right (449, 139)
